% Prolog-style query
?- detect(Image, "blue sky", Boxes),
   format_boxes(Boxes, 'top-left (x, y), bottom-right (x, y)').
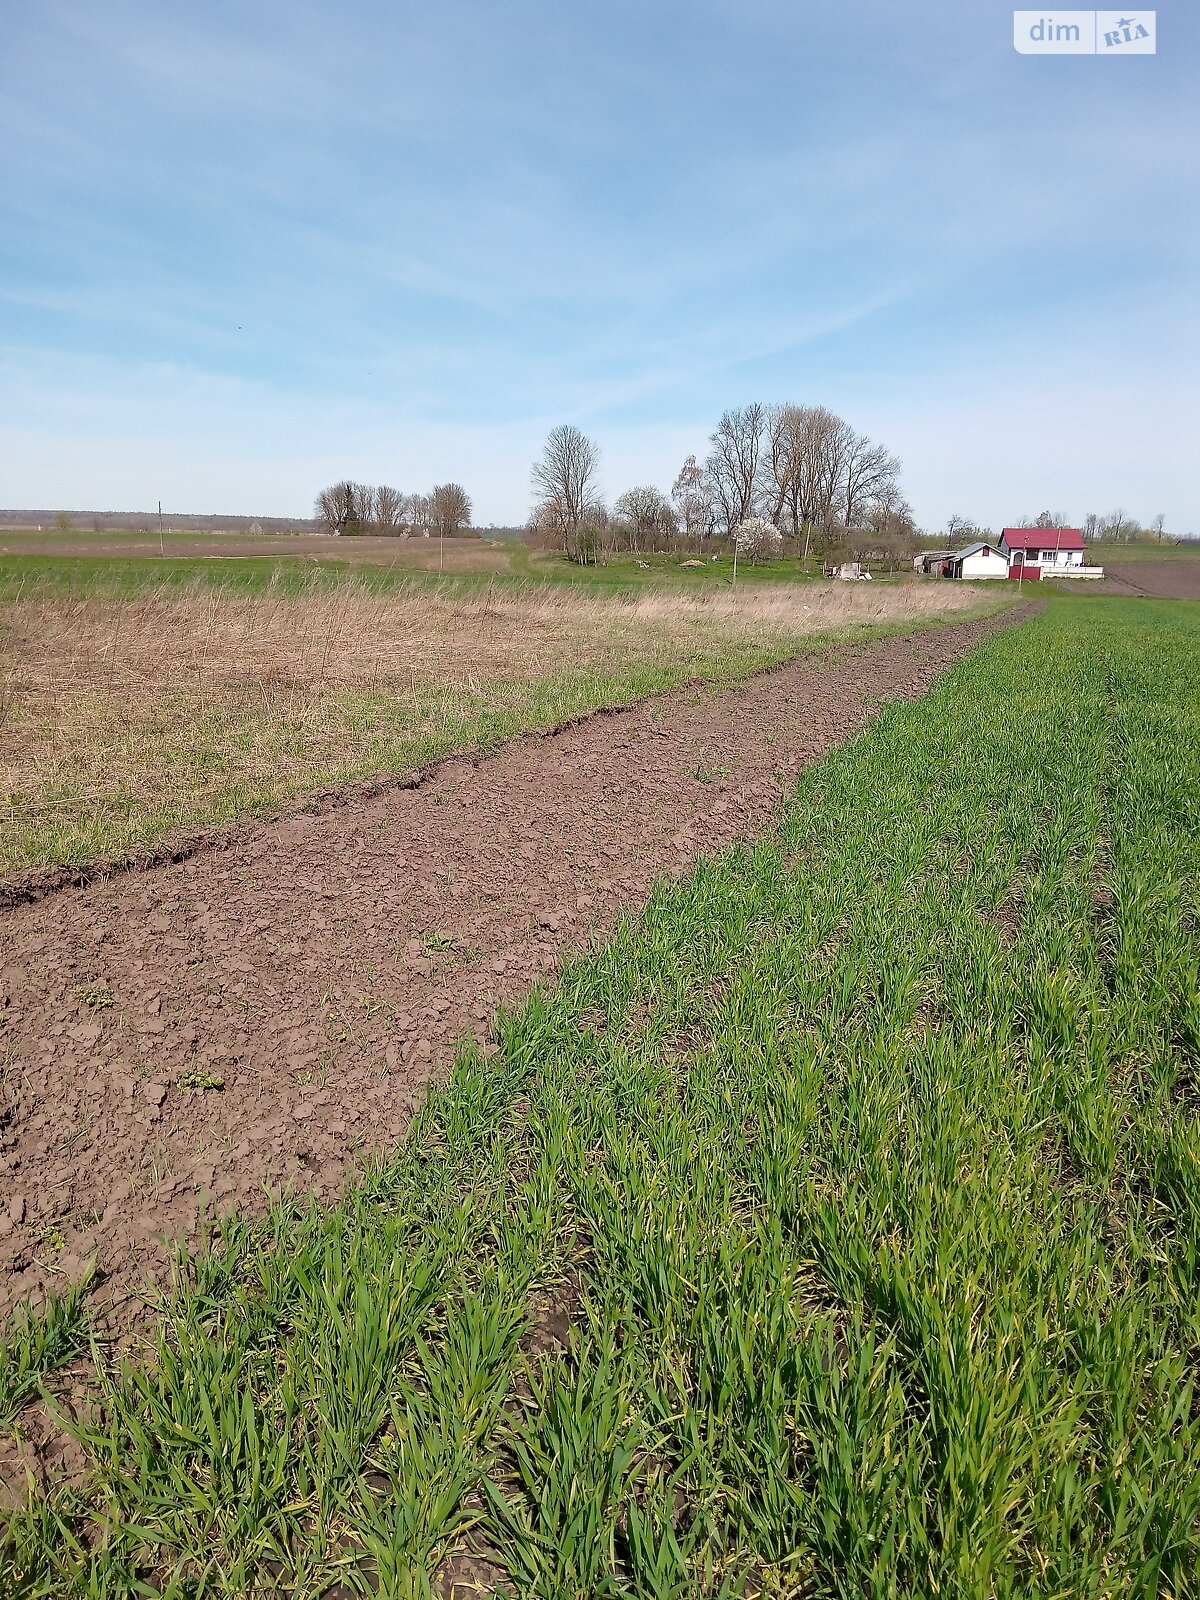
top-left (1, 0), bottom-right (1196, 531)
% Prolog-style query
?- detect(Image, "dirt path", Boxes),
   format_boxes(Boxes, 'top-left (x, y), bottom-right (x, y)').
top-left (0, 612), bottom-right (1018, 1325)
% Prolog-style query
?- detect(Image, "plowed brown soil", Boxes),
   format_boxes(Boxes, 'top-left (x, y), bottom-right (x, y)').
top-left (1100, 560), bottom-right (1200, 599)
top-left (0, 611), bottom-right (1019, 1327)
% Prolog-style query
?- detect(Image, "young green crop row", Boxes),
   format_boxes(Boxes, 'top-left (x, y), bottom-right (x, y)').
top-left (3, 598), bottom-right (1198, 1598)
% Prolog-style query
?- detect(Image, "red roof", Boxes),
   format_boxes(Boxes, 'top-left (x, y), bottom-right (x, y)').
top-left (1001, 527), bottom-right (1085, 550)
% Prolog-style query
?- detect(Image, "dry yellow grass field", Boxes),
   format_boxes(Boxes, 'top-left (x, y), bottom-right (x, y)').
top-left (0, 577), bottom-right (1001, 879)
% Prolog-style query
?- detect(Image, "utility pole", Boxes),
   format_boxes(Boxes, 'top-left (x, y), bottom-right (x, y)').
top-left (158, 500), bottom-right (164, 557)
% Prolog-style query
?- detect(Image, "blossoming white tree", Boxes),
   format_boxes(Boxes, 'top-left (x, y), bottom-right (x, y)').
top-left (733, 516), bottom-right (783, 563)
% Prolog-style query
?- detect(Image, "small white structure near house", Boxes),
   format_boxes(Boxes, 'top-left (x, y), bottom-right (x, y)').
top-left (947, 541), bottom-right (1008, 580)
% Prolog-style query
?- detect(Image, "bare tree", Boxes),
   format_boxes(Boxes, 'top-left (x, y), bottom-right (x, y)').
top-left (671, 455), bottom-right (712, 549)
top-left (726, 403), bottom-right (860, 548)
top-left (945, 513), bottom-right (977, 542)
top-left (530, 426), bottom-right (602, 552)
top-left (705, 405), bottom-right (765, 532)
top-left (770, 405), bottom-right (854, 550)
top-left (350, 483), bottom-right (377, 532)
top-left (841, 434), bottom-right (899, 530)
top-left (314, 481), bottom-right (357, 534)
top-left (767, 405), bottom-right (854, 542)
top-left (867, 486), bottom-right (917, 539)
top-left (1097, 509), bottom-right (1138, 542)
top-left (612, 486), bottom-right (677, 553)
top-left (762, 405), bottom-right (802, 530)
top-left (431, 482), bottom-right (472, 571)
top-left (432, 482), bottom-right (472, 538)
top-left (780, 406), bottom-right (830, 542)
top-left (375, 485), bottom-right (407, 534)
top-left (687, 402), bottom-right (910, 551)
top-left (408, 493), bottom-right (434, 539)
top-left (814, 413), bottom-right (854, 533)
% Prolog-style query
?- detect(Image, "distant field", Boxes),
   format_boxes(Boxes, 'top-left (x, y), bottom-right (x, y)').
top-left (0, 527), bottom-right (522, 570)
top-left (0, 537), bottom-right (847, 598)
top-left (5, 599), bottom-right (1198, 1596)
top-left (1093, 541), bottom-right (1200, 563)
top-left (0, 575), bottom-right (999, 882)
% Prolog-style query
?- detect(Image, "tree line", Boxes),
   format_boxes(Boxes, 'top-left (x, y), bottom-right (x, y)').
top-left (313, 481), bottom-right (474, 539)
top-left (943, 509), bottom-right (1180, 546)
top-left (528, 405), bottom-right (913, 564)
top-left (1081, 510), bottom-right (1176, 544)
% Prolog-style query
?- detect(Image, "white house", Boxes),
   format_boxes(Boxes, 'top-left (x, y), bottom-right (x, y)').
top-left (947, 542), bottom-right (1008, 580)
top-left (998, 527), bottom-right (1087, 575)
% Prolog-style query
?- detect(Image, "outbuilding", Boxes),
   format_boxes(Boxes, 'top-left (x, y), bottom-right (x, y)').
top-left (916, 549), bottom-right (956, 576)
top-left (948, 542), bottom-right (1008, 580)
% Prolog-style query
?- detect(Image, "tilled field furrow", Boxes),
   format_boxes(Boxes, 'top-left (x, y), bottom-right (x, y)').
top-left (0, 612), bottom-right (1015, 1325)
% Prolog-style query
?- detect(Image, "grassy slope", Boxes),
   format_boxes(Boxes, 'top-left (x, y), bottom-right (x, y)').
top-left (5, 598), bottom-right (1200, 1598)
top-left (1090, 542), bottom-right (1200, 564)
